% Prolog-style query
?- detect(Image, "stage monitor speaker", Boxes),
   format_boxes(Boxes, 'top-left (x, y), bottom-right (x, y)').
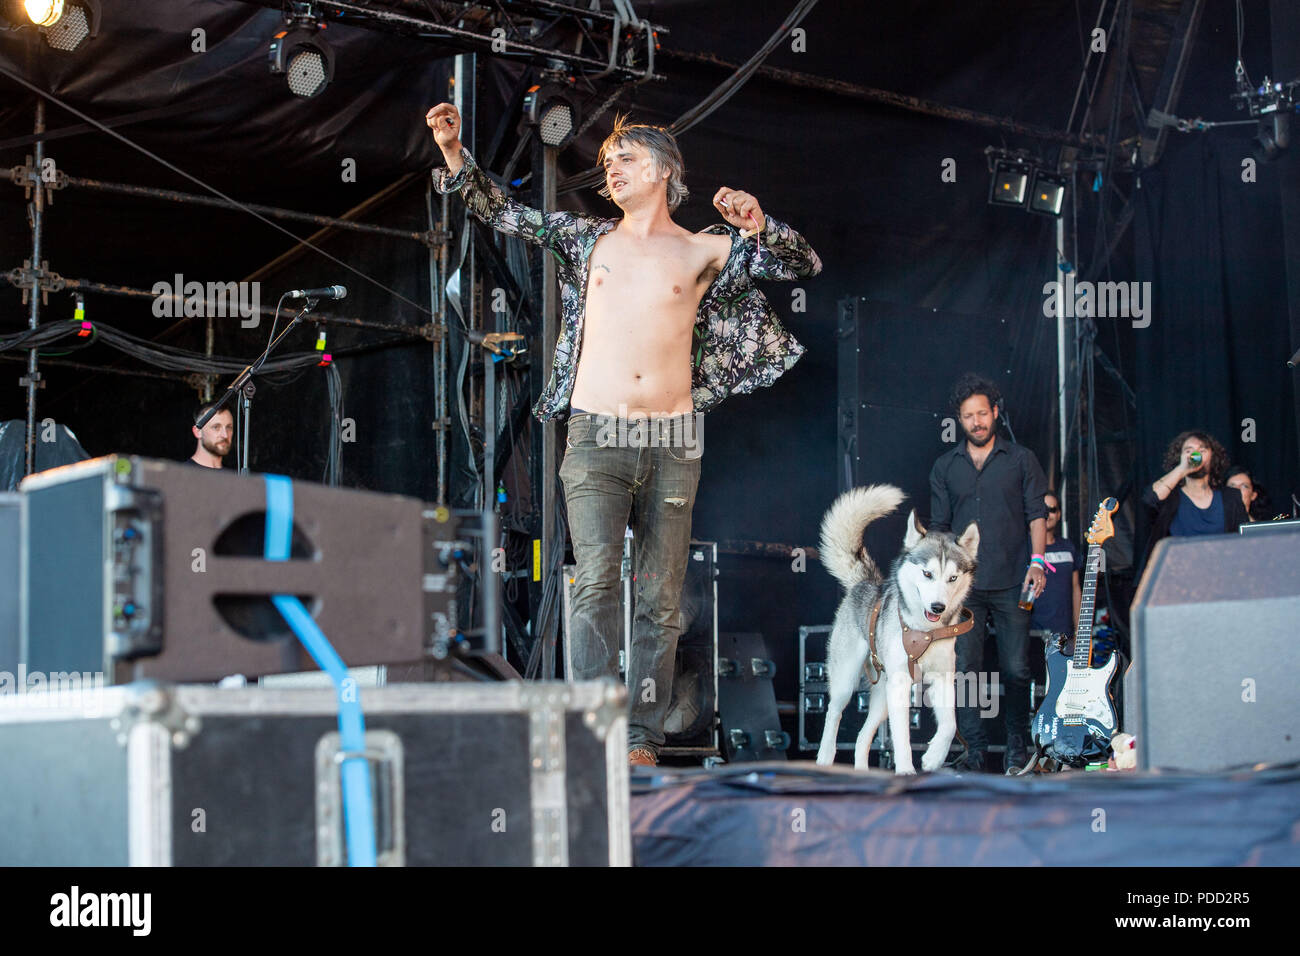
top-left (20, 456), bottom-right (464, 684)
top-left (562, 538), bottom-right (719, 756)
top-left (1128, 532), bottom-right (1300, 771)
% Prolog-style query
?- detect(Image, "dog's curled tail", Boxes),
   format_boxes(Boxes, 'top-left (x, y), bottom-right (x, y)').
top-left (818, 484), bottom-right (906, 590)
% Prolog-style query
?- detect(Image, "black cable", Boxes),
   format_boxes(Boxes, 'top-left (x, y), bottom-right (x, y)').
top-left (0, 64), bottom-right (432, 318)
top-left (2, 318), bottom-right (416, 379)
top-left (560, 0), bottom-right (822, 194)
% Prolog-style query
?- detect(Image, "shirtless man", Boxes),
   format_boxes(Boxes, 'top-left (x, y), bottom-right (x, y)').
top-left (428, 103), bottom-right (821, 766)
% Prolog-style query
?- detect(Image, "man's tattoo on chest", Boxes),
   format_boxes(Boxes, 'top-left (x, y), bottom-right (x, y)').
top-left (593, 264), bottom-right (612, 274)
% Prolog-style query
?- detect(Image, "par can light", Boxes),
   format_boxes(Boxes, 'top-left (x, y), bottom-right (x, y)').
top-left (1029, 169), bottom-right (1067, 216)
top-left (988, 158), bottom-right (1031, 208)
top-left (523, 82), bottom-right (581, 149)
top-left (24, 0), bottom-right (62, 27)
top-left (43, 0), bottom-right (98, 51)
top-left (269, 23), bottom-right (335, 99)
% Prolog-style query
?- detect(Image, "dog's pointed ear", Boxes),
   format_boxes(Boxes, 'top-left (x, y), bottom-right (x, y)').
top-left (958, 521), bottom-right (980, 557)
top-left (904, 509), bottom-right (925, 548)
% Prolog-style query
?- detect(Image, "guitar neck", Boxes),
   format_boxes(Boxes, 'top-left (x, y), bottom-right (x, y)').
top-left (1071, 543), bottom-right (1102, 667)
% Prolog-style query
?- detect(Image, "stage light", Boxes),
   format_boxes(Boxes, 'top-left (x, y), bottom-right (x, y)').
top-left (523, 83), bottom-right (580, 148)
top-left (1028, 169), bottom-right (1067, 216)
top-left (0, 0), bottom-right (100, 51)
top-left (42, 0), bottom-right (97, 51)
top-left (0, 0), bottom-right (75, 31)
top-left (23, 0), bottom-right (62, 27)
top-left (988, 157), bottom-right (1031, 208)
top-left (1232, 71), bottom-right (1298, 162)
top-left (269, 21), bottom-right (334, 98)
top-left (1253, 111), bottom-right (1291, 162)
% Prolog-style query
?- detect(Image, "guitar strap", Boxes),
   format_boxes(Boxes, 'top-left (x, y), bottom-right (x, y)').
top-left (867, 596), bottom-right (975, 684)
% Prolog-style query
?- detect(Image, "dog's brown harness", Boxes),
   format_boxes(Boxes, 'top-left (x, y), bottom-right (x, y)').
top-left (866, 597), bottom-right (974, 685)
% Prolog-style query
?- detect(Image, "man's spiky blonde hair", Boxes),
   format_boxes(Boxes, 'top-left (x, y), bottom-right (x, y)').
top-left (596, 113), bottom-right (689, 210)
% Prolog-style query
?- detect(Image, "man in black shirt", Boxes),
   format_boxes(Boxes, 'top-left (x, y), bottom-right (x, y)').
top-left (929, 374), bottom-right (1048, 773)
top-left (188, 402), bottom-right (232, 469)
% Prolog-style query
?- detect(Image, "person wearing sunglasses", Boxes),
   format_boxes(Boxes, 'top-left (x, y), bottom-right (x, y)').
top-left (1029, 491), bottom-right (1081, 647)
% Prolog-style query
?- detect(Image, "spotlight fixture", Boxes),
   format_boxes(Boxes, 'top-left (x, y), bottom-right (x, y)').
top-left (1028, 169), bottom-right (1067, 216)
top-left (1253, 111), bottom-right (1291, 163)
top-left (985, 147), bottom-right (1067, 216)
top-left (1232, 72), bottom-right (1299, 163)
top-left (0, 0), bottom-right (98, 50)
top-left (987, 156), bottom-right (1032, 208)
top-left (42, 0), bottom-right (97, 51)
top-left (523, 81), bottom-right (580, 148)
top-left (23, 0), bottom-right (63, 27)
top-left (269, 7), bottom-right (334, 99)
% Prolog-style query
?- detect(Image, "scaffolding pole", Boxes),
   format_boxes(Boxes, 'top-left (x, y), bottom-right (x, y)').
top-left (21, 101), bottom-right (45, 478)
top-left (2, 116), bottom-right (451, 435)
top-left (0, 168), bottom-right (442, 247)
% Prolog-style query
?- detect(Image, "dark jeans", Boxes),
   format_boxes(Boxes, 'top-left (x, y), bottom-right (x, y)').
top-left (560, 411), bottom-right (703, 756)
top-left (954, 584), bottom-right (1032, 756)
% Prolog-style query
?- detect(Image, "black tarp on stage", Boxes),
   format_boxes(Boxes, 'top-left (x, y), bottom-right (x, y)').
top-left (629, 764), bottom-right (1300, 866)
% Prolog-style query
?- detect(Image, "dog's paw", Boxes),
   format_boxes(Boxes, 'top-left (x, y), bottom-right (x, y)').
top-left (920, 752), bottom-right (946, 773)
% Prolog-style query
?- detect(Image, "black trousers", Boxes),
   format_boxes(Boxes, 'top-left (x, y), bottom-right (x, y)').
top-left (954, 584), bottom-right (1032, 754)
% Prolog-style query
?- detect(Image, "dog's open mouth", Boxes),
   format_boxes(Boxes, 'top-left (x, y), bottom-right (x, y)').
top-left (925, 610), bottom-right (942, 623)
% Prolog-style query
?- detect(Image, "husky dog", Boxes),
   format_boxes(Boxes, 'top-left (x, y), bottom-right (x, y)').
top-left (814, 485), bottom-right (979, 774)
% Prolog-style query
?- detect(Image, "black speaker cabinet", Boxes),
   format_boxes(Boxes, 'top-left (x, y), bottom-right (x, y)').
top-left (562, 539), bottom-right (719, 756)
top-left (718, 631), bottom-right (788, 761)
top-left (1129, 532), bottom-right (1300, 771)
top-left (20, 456), bottom-right (460, 684)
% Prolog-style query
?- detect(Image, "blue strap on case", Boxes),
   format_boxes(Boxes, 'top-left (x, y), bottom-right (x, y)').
top-left (264, 474), bottom-right (377, 867)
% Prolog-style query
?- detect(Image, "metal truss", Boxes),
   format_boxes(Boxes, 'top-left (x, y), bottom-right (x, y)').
top-left (238, 0), bottom-right (667, 83)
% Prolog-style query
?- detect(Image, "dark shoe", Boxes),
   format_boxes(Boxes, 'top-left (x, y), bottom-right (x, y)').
top-left (946, 749), bottom-right (986, 772)
top-left (1005, 734), bottom-right (1030, 775)
top-left (628, 747), bottom-right (657, 767)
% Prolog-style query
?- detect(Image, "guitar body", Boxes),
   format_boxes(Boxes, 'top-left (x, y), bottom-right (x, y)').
top-left (1029, 496), bottom-right (1123, 768)
top-left (1032, 636), bottom-right (1121, 765)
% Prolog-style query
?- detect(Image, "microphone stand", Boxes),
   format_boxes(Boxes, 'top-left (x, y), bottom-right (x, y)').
top-left (196, 299), bottom-right (318, 475)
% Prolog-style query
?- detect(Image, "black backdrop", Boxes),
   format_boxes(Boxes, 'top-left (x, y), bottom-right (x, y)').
top-left (2, 1), bottom-right (1297, 702)
top-left (1133, 0), bottom-right (1300, 575)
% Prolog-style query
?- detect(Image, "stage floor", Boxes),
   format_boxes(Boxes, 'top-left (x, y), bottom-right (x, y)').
top-left (628, 762), bottom-right (1300, 866)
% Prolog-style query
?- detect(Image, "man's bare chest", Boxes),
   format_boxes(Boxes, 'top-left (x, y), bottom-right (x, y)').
top-left (586, 233), bottom-right (720, 304)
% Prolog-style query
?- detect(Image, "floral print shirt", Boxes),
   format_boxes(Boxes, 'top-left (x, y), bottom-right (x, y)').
top-left (434, 149), bottom-right (822, 422)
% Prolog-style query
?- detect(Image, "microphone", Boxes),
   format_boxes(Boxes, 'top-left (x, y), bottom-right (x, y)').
top-left (286, 285), bottom-right (347, 299)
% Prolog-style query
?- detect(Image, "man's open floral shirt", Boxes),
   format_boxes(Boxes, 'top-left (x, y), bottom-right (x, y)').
top-left (435, 149), bottom-right (822, 422)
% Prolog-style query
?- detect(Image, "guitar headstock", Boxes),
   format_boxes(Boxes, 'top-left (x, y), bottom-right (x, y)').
top-left (1086, 496), bottom-right (1119, 547)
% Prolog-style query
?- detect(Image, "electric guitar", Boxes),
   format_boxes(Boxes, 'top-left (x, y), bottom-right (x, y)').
top-left (1031, 496), bottom-right (1122, 767)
